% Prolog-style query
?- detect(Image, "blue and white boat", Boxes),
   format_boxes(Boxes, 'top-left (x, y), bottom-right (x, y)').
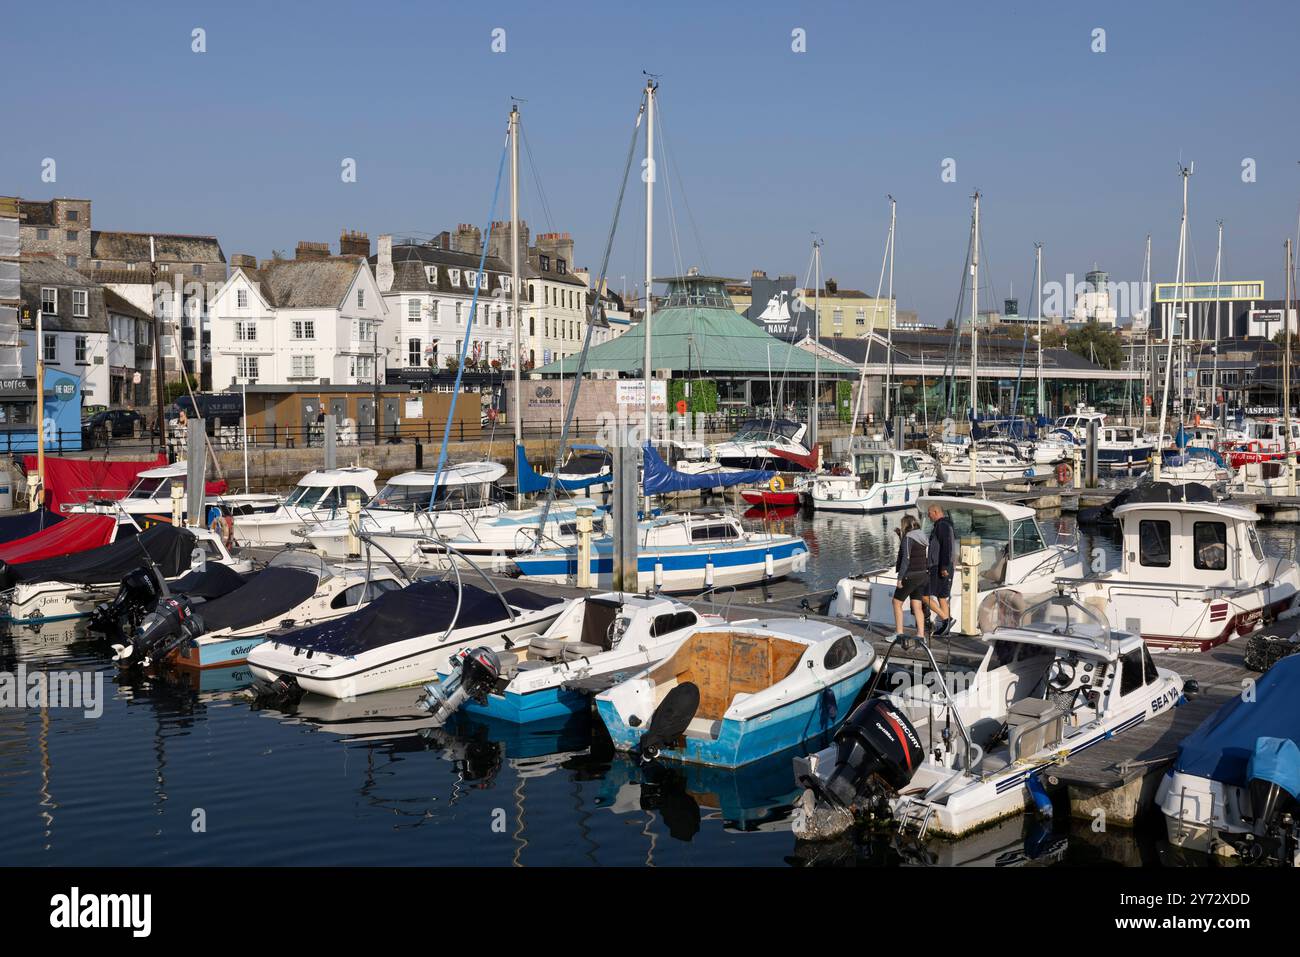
top-left (594, 618), bottom-right (875, 768)
top-left (511, 510), bottom-right (808, 593)
top-left (430, 499), bottom-right (607, 561)
top-left (423, 592), bottom-right (716, 724)
top-left (1156, 653), bottom-right (1300, 861)
top-left (1050, 413), bottom-right (1154, 473)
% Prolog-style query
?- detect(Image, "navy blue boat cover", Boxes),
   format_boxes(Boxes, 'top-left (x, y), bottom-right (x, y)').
top-left (195, 566), bottom-right (319, 634)
top-left (172, 562), bottom-right (247, 600)
top-left (1173, 654), bottom-right (1300, 793)
top-left (280, 579), bottom-right (519, 656)
top-left (515, 444), bottom-right (612, 494)
top-left (0, 509), bottom-right (65, 544)
top-left (0, 523), bottom-right (196, 589)
top-left (641, 442), bottom-right (773, 495)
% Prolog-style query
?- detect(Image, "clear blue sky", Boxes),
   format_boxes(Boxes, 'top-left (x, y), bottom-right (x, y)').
top-left (7, 0), bottom-right (1300, 323)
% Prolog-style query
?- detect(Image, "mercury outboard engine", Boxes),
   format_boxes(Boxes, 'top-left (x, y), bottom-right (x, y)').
top-left (1235, 736), bottom-right (1300, 865)
top-left (88, 566), bottom-right (161, 640)
top-left (419, 647), bottom-right (502, 727)
top-left (112, 595), bottom-right (205, 669)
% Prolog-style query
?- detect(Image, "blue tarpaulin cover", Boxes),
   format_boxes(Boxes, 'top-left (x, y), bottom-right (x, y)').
top-left (1161, 446), bottom-right (1226, 467)
top-left (514, 444), bottom-right (612, 494)
top-left (1247, 737), bottom-right (1300, 799)
top-left (1173, 655), bottom-right (1300, 789)
top-left (640, 442), bottom-right (773, 495)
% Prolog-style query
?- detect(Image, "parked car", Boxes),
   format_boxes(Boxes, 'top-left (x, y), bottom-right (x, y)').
top-left (83, 408), bottom-right (143, 447)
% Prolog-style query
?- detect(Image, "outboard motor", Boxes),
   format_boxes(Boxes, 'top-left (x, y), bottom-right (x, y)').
top-left (88, 566), bottom-right (160, 640)
top-left (112, 595), bottom-right (205, 669)
top-left (793, 698), bottom-right (924, 842)
top-left (419, 647), bottom-right (502, 727)
top-left (1236, 736), bottom-right (1300, 865)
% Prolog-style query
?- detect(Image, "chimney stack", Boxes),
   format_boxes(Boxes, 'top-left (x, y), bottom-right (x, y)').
top-left (453, 223), bottom-right (482, 255)
top-left (488, 219), bottom-right (529, 266)
top-left (230, 253), bottom-right (257, 270)
top-left (376, 235), bottom-right (394, 292)
top-left (534, 231), bottom-right (575, 271)
top-left (295, 240), bottom-right (331, 260)
top-left (339, 229), bottom-right (370, 258)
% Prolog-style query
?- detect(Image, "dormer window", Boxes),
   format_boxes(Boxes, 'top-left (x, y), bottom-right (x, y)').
top-left (449, 268), bottom-right (461, 287)
top-left (424, 265), bottom-right (437, 284)
top-left (557, 258), bottom-right (567, 274)
top-left (539, 255), bottom-right (550, 271)
top-left (500, 275), bottom-right (511, 293)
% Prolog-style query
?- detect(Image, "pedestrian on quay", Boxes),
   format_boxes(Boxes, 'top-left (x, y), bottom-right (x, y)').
top-left (926, 503), bottom-right (957, 636)
top-left (891, 513), bottom-right (930, 638)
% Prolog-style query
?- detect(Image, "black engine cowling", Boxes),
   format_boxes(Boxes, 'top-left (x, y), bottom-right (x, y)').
top-left (817, 698), bottom-right (924, 810)
top-left (113, 595), bottom-right (205, 668)
top-left (89, 566), bottom-right (160, 640)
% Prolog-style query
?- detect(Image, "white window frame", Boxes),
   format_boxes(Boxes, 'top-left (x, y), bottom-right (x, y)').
top-left (73, 289), bottom-right (88, 317)
top-left (75, 335), bottom-right (88, 362)
top-left (424, 265), bottom-right (437, 284)
top-left (40, 287), bottom-right (57, 314)
top-left (290, 355), bottom-right (315, 378)
top-left (357, 288), bottom-right (366, 309)
top-left (408, 338), bottom-right (422, 366)
top-left (43, 333), bottom-right (57, 362)
top-left (235, 320), bottom-right (257, 341)
top-left (237, 288), bottom-right (249, 308)
top-left (237, 355), bottom-right (260, 381)
top-left (292, 319), bottom-right (315, 340)
top-left (408, 299), bottom-right (421, 321)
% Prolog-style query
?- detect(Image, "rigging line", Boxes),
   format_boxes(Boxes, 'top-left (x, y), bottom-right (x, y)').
top-left (653, 106), bottom-right (686, 281)
top-left (534, 88), bottom-right (649, 538)
top-left (429, 131), bottom-right (510, 502)
top-left (654, 98), bottom-right (710, 274)
top-left (518, 120), bottom-right (557, 234)
top-left (849, 207), bottom-right (893, 436)
top-left (773, 246), bottom-right (818, 419)
top-left (943, 212), bottom-right (975, 417)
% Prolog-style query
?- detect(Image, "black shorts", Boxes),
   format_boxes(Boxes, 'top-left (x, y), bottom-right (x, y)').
top-left (929, 567), bottom-right (953, 600)
top-left (893, 572), bottom-right (928, 603)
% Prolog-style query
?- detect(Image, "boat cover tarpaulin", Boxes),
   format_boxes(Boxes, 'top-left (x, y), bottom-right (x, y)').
top-left (641, 442), bottom-right (773, 495)
top-left (1247, 737), bottom-right (1300, 799)
top-left (0, 514), bottom-right (116, 564)
top-left (172, 563), bottom-right (247, 600)
top-left (22, 454), bottom-right (167, 512)
top-left (279, 580), bottom-right (516, 656)
top-left (515, 444), bottom-right (611, 494)
top-left (0, 509), bottom-right (64, 544)
top-left (196, 566), bottom-right (319, 634)
top-left (1173, 655), bottom-right (1300, 788)
top-left (0, 523), bottom-right (196, 589)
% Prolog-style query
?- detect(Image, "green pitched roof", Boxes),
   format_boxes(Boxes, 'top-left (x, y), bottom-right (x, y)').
top-left (536, 274), bottom-right (858, 377)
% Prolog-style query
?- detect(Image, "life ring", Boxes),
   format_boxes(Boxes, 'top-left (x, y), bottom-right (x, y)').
top-left (769, 476), bottom-right (786, 493)
top-left (209, 513), bottom-right (234, 548)
top-left (1055, 462), bottom-right (1073, 485)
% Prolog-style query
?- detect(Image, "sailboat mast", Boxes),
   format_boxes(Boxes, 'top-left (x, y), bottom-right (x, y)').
top-left (1034, 241), bottom-right (1044, 416)
top-left (1142, 233), bottom-right (1151, 434)
top-left (1287, 238), bottom-right (1295, 494)
top-left (642, 78), bottom-right (656, 514)
top-left (1211, 220), bottom-right (1222, 420)
top-left (510, 104), bottom-right (523, 506)
top-left (968, 191), bottom-right (980, 486)
top-left (1154, 164), bottom-right (1192, 481)
top-left (884, 197), bottom-right (896, 428)
top-left (811, 237), bottom-right (821, 448)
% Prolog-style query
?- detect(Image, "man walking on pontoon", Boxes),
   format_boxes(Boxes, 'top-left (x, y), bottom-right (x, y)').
top-left (926, 503), bottom-right (957, 637)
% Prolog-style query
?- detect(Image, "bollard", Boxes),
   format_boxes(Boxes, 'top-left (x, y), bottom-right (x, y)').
top-left (171, 483), bottom-right (185, 527)
top-left (346, 494), bottom-right (362, 559)
top-left (959, 535), bottom-right (980, 636)
top-left (575, 506), bottom-right (593, 589)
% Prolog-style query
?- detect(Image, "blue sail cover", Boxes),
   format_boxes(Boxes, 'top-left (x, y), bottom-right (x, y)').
top-left (1161, 446), bottom-right (1226, 467)
top-left (641, 442), bottom-right (773, 495)
top-left (514, 444), bottom-right (612, 495)
top-left (1173, 655), bottom-right (1300, 788)
top-left (1247, 737), bottom-right (1300, 799)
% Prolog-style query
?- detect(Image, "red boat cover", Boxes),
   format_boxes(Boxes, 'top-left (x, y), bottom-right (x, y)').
top-left (769, 445), bottom-right (820, 472)
top-left (206, 479), bottom-right (228, 495)
top-left (21, 454), bottom-right (167, 512)
top-left (0, 514), bottom-right (117, 564)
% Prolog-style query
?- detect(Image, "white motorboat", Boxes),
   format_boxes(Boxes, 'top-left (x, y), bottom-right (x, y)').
top-left (1060, 487), bottom-right (1300, 651)
top-left (595, 617), bottom-right (876, 768)
top-left (419, 499), bottom-right (606, 562)
top-left (1155, 653), bottom-right (1300, 861)
top-left (246, 578), bottom-right (567, 699)
top-left (231, 467), bottom-right (378, 547)
top-left (793, 593), bottom-right (1186, 840)
top-left (937, 440), bottom-right (1046, 485)
top-left (805, 449), bottom-right (936, 513)
top-left (0, 523), bottom-right (250, 624)
top-left (709, 418), bottom-right (812, 471)
top-left (828, 495), bottom-right (1083, 632)
top-left (305, 462), bottom-right (508, 561)
top-left (1050, 414), bottom-right (1154, 473)
top-left (113, 552), bottom-right (406, 670)
top-left (65, 460), bottom-right (280, 521)
top-left (422, 592), bottom-right (720, 724)
top-left (511, 509), bottom-right (809, 593)
top-left (1155, 449), bottom-right (1231, 486)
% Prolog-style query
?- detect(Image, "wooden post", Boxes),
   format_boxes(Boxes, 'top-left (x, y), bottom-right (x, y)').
top-left (959, 535), bottom-right (981, 636)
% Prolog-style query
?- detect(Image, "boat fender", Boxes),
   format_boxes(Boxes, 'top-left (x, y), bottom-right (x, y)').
top-left (637, 681), bottom-right (700, 763)
top-left (209, 513), bottom-right (234, 548)
top-left (1025, 772), bottom-right (1054, 820)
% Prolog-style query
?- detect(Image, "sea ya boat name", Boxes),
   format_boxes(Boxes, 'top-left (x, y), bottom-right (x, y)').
top-left (49, 887), bottom-right (150, 937)
top-left (0, 666), bottom-right (103, 718)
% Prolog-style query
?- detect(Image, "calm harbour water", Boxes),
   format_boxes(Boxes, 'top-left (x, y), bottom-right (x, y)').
top-left (2, 509), bottom-right (1296, 867)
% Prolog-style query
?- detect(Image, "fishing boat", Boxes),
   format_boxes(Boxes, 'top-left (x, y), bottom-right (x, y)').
top-left (230, 467), bottom-right (378, 546)
top-left (422, 592), bottom-right (717, 724)
top-left (709, 419), bottom-right (812, 471)
top-left (792, 592), bottom-right (1186, 840)
top-left (246, 578), bottom-right (566, 699)
top-left (0, 523), bottom-right (249, 624)
top-left (594, 617), bottom-right (875, 768)
top-left (112, 553), bottom-right (406, 670)
top-left (1156, 654), bottom-right (1300, 862)
top-left (828, 495), bottom-right (1083, 630)
top-left (511, 509), bottom-right (809, 593)
top-left (805, 448), bottom-right (936, 513)
top-left (305, 462), bottom-right (507, 560)
top-left (65, 460), bottom-right (279, 522)
top-left (1059, 486), bottom-right (1299, 651)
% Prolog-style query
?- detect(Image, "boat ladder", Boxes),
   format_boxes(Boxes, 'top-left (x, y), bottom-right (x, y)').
top-left (894, 796), bottom-right (935, 840)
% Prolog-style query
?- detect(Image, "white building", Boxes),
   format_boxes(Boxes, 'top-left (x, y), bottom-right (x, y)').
top-left (1070, 268), bottom-right (1118, 327)
top-left (18, 257), bottom-right (110, 404)
top-left (210, 253), bottom-right (388, 387)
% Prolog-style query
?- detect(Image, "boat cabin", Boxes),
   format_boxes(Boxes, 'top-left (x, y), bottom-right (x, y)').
top-left (1054, 412), bottom-right (1106, 438)
top-left (1114, 499), bottom-right (1267, 588)
top-left (918, 496), bottom-right (1056, 588)
top-left (849, 449), bottom-right (923, 485)
top-left (1246, 419), bottom-right (1300, 450)
top-left (367, 462), bottom-right (507, 512)
top-left (284, 467), bottom-right (378, 511)
top-left (730, 418), bottom-right (808, 448)
top-left (556, 444), bottom-right (612, 476)
top-left (640, 510), bottom-right (746, 548)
